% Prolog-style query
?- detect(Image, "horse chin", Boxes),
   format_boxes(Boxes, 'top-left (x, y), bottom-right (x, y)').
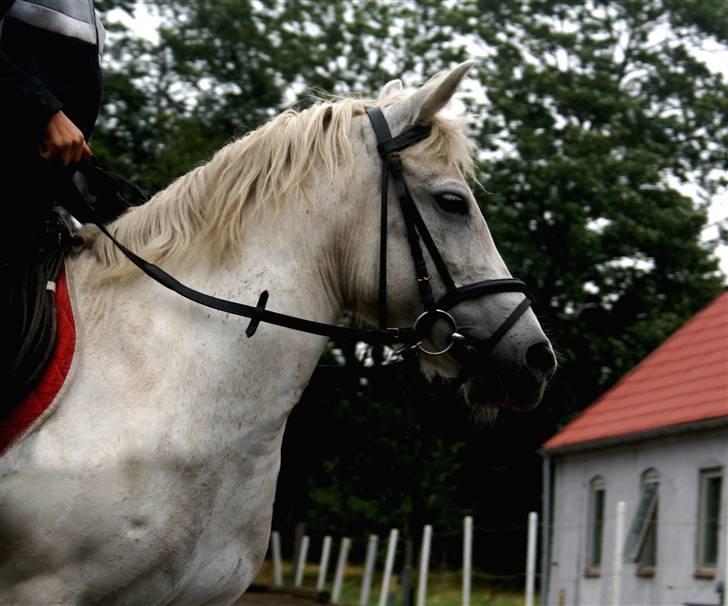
top-left (460, 367), bottom-right (545, 418)
top-left (419, 354), bottom-right (461, 381)
top-left (418, 351), bottom-right (547, 417)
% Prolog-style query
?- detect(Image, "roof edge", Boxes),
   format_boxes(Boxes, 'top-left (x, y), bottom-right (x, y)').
top-left (540, 415), bottom-right (728, 456)
top-left (542, 291), bottom-right (728, 451)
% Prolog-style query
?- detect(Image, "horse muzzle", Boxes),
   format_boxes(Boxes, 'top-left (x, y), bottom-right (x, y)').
top-left (458, 338), bottom-right (556, 411)
top-left (411, 305), bottom-right (557, 412)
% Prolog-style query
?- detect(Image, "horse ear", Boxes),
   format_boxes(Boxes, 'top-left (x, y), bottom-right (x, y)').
top-left (378, 79), bottom-right (403, 103)
top-left (414, 60), bottom-right (475, 124)
top-left (380, 61), bottom-right (475, 133)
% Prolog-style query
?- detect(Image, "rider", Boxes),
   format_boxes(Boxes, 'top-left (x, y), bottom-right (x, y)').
top-left (0, 0), bottom-right (104, 243)
top-left (0, 0), bottom-right (131, 408)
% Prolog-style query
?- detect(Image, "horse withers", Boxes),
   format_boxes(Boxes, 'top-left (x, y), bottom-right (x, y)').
top-left (0, 62), bottom-right (555, 605)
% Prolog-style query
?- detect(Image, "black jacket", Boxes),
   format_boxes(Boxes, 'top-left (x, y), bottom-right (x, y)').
top-left (0, 0), bottom-right (105, 233)
top-left (0, 0), bottom-right (103, 157)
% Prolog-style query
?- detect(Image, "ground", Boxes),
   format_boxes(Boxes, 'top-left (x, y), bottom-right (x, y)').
top-left (235, 591), bottom-right (318, 606)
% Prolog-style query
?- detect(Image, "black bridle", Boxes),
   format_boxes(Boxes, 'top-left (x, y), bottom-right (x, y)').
top-left (365, 107), bottom-right (532, 356)
top-left (78, 107), bottom-right (532, 357)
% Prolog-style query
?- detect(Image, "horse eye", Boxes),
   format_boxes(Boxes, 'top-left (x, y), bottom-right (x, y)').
top-left (435, 192), bottom-right (469, 215)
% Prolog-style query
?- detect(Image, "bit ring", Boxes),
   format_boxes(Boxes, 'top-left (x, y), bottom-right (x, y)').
top-left (413, 309), bottom-right (458, 356)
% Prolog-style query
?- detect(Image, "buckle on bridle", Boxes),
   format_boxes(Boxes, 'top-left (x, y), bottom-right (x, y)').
top-left (412, 309), bottom-right (459, 356)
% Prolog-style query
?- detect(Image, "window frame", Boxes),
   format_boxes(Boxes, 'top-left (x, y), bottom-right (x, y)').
top-left (636, 469), bottom-right (659, 576)
top-left (585, 476), bottom-right (606, 577)
top-left (696, 467), bottom-right (723, 577)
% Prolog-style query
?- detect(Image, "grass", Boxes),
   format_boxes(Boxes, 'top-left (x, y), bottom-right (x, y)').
top-left (253, 561), bottom-right (531, 606)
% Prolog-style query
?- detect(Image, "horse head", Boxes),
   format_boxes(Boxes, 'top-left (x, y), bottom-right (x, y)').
top-left (346, 62), bottom-right (556, 414)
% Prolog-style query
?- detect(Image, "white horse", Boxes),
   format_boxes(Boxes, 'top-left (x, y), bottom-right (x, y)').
top-left (0, 62), bottom-right (555, 605)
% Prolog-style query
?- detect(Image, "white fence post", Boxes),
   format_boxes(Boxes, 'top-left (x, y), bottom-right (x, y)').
top-left (462, 516), bottom-right (473, 606)
top-left (271, 530), bottom-right (283, 588)
top-left (612, 501), bottom-right (626, 606)
top-left (331, 537), bottom-right (351, 605)
top-left (360, 534), bottom-right (379, 606)
top-left (379, 529), bottom-right (399, 606)
top-left (416, 525), bottom-right (433, 606)
top-left (294, 535), bottom-right (310, 587)
top-left (724, 512), bottom-right (728, 606)
top-left (525, 512), bottom-right (538, 606)
top-left (317, 535), bottom-right (332, 592)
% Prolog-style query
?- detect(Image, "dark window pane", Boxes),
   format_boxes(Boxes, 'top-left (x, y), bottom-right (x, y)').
top-left (639, 505), bottom-right (657, 568)
top-left (703, 476), bottom-right (722, 566)
top-left (592, 489), bottom-right (605, 567)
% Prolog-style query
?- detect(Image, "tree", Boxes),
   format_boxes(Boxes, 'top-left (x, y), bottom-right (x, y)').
top-left (462, 0), bottom-right (726, 424)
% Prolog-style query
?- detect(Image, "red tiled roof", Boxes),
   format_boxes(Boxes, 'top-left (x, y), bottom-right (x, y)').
top-left (543, 291), bottom-right (728, 451)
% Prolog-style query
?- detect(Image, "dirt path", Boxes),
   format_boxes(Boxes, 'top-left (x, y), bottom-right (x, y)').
top-left (235, 590), bottom-right (320, 606)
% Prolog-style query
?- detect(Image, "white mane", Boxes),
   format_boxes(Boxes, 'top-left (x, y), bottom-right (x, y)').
top-left (91, 96), bottom-right (475, 281)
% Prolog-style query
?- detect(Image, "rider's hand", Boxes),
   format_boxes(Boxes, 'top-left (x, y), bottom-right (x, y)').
top-left (39, 111), bottom-right (93, 166)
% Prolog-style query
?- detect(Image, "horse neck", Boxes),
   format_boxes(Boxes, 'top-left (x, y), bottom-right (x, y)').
top-left (71, 189), bottom-right (346, 430)
top-left (203, 195), bottom-right (345, 323)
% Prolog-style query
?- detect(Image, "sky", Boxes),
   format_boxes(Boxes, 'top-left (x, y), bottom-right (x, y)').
top-left (107, 3), bottom-right (728, 279)
top-left (692, 42), bottom-right (728, 278)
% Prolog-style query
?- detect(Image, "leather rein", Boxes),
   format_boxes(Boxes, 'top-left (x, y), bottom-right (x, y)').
top-left (80, 107), bottom-right (532, 358)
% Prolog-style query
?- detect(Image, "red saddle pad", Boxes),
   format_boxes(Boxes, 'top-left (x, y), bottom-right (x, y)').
top-left (1, 265), bottom-right (76, 455)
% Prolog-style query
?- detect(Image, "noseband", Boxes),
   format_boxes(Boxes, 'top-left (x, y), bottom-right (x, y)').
top-left (80, 107), bottom-right (532, 358)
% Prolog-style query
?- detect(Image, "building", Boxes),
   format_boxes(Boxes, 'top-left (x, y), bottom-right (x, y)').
top-left (541, 291), bottom-right (728, 606)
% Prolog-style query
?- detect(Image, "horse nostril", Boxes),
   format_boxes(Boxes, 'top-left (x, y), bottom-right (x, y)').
top-left (525, 342), bottom-right (557, 378)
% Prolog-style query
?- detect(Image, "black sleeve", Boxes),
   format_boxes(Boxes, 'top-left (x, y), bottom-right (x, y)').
top-left (0, 2), bottom-right (64, 138)
top-left (0, 48), bottom-right (64, 134)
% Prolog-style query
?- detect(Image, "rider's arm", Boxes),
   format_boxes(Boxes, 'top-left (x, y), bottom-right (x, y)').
top-left (40, 111), bottom-right (93, 165)
top-left (0, 47), bottom-right (92, 165)
top-left (0, 46), bottom-right (63, 139)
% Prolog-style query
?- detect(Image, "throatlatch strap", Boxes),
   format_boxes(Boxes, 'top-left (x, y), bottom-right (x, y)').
top-left (367, 108), bottom-right (392, 329)
top-left (378, 159), bottom-right (389, 330)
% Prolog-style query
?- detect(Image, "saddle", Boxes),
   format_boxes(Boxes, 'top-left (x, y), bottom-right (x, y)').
top-left (2, 213), bottom-right (79, 414)
top-left (1, 158), bottom-right (145, 419)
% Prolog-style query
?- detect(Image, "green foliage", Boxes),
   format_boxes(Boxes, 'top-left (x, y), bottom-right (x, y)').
top-left (93, 0), bottom-right (726, 578)
top-left (457, 0), bottom-right (726, 417)
top-left (276, 364), bottom-right (469, 543)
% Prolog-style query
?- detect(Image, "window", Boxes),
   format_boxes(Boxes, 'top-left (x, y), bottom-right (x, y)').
top-left (697, 467), bottom-right (723, 574)
top-left (586, 476), bottom-right (606, 575)
top-left (625, 469), bottom-right (659, 575)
